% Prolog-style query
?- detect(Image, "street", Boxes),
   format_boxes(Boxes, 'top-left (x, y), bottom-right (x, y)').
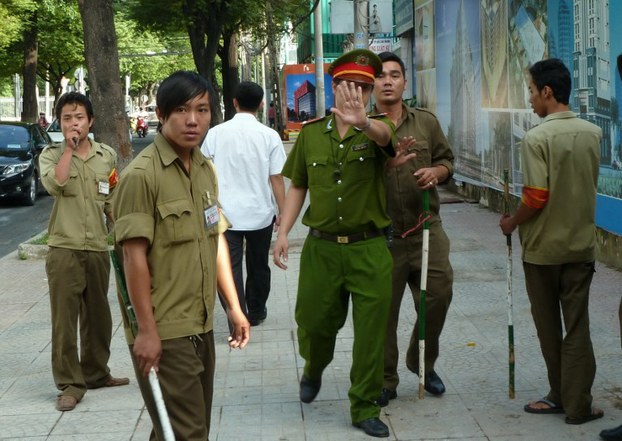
top-left (0, 132), bottom-right (154, 258)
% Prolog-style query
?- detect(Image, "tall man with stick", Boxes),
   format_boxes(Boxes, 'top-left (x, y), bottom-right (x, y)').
top-left (500, 58), bottom-right (602, 425)
top-left (372, 52), bottom-right (455, 406)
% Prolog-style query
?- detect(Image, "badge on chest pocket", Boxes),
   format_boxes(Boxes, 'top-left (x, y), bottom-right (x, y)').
top-left (98, 180), bottom-right (110, 195)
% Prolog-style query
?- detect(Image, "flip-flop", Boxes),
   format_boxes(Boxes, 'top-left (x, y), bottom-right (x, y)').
top-left (565, 408), bottom-right (604, 425)
top-left (524, 399), bottom-right (565, 414)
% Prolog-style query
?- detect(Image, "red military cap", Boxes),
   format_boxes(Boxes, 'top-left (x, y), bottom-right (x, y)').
top-left (328, 49), bottom-right (382, 85)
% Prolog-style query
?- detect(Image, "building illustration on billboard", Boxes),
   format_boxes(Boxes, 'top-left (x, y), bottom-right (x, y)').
top-left (293, 80), bottom-right (316, 122)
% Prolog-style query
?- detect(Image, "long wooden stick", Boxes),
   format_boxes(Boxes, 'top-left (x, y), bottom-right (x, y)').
top-left (418, 189), bottom-right (430, 400)
top-left (110, 249), bottom-right (176, 437)
top-left (503, 169), bottom-right (516, 399)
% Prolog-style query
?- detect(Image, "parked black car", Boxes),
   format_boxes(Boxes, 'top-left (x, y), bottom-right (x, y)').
top-left (0, 121), bottom-right (52, 205)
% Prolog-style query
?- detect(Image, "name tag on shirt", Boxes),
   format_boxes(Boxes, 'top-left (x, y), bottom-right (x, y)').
top-left (98, 181), bottom-right (110, 195)
top-left (204, 204), bottom-right (219, 229)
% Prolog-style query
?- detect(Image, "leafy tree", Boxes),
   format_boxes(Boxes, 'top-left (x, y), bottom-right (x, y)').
top-left (115, 11), bottom-right (194, 111)
top-left (126, 0), bottom-right (315, 125)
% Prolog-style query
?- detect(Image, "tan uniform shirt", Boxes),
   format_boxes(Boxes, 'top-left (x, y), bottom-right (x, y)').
top-left (113, 134), bottom-right (228, 343)
top-left (519, 111), bottom-right (601, 265)
top-left (376, 105), bottom-right (454, 235)
top-left (40, 140), bottom-right (117, 251)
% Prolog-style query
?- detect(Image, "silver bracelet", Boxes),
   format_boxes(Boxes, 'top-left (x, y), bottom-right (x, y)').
top-left (354, 117), bottom-right (371, 132)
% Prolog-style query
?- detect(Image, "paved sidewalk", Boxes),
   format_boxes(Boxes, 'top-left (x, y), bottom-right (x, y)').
top-left (1, 189), bottom-right (622, 440)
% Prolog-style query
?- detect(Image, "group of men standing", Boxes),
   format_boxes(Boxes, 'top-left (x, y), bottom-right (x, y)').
top-left (37, 48), bottom-right (618, 441)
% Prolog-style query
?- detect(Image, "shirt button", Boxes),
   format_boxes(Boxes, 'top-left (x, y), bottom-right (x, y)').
top-left (338, 197), bottom-right (342, 202)
top-left (312, 162), bottom-right (317, 166)
top-left (339, 216), bottom-right (343, 221)
top-left (359, 157), bottom-right (364, 161)
top-left (339, 144), bottom-right (344, 149)
top-left (337, 180), bottom-right (342, 185)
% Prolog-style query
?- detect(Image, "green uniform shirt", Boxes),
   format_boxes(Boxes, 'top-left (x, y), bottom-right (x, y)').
top-left (519, 111), bottom-right (601, 265)
top-left (376, 105), bottom-right (454, 235)
top-left (40, 140), bottom-right (117, 251)
top-left (282, 114), bottom-right (395, 234)
top-left (113, 133), bottom-right (228, 342)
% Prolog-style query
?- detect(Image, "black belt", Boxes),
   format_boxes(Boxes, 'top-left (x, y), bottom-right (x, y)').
top-left (308, 228), bottom-right (383, 244)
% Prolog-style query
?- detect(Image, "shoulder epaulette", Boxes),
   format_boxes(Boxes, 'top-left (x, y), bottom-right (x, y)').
top-left (369, 113), bottom-right (388, 119)
top-left (414, 107), bottom-right (439, 118)
top-left (302, 115), bottom-right (328, 126)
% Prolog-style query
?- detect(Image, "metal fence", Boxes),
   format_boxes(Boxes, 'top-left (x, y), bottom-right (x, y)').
top-left (0, 97), bottom-right (55, 121)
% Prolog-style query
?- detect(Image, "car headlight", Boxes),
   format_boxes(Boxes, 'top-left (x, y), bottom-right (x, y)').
top-left (2, 163), bottom-right (30, 177)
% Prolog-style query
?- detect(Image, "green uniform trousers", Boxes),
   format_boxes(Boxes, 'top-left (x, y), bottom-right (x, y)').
top-left (384, 223), bottom-right (453, 391)
top-left (295, 234), bottom-right (392, 423)
top-left (130, 332), bottom-right (216, 441)
top-left (46, 247), bottom-right (112, 400)
top-left (523, 261), bottom-right (596, 419)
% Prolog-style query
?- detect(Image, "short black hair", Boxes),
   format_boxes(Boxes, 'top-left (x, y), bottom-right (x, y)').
top-left (528, 58), bottom-right (571, 105)
top-left (234, 81), bottom-right (264, 112)
top-left (378, 51), bottom-right (406, 76)
top-left (55, 92), bottom-right (94, 121)
top-left (156, 71), bottom-right (210, 123)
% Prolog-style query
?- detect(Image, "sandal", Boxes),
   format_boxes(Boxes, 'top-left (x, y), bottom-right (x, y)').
top-left (565, 408), bottom-right (604, 425)
top-left (523, 398), bottom-right (564, 414)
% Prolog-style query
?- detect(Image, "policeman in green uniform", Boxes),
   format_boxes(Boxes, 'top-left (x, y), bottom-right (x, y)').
top-left (273, 49), bottom-right (396, 438)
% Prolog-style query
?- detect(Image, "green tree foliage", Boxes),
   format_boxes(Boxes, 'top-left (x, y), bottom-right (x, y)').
top-left (0, 0), bottom-right (36, 51)
top-left (126, 0), bottom-right (314, 124)
top-left (115, 14), bottom-right (195, 108)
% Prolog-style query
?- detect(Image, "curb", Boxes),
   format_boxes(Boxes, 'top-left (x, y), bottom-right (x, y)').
top-left (17, 231), bottom-right (48, 260)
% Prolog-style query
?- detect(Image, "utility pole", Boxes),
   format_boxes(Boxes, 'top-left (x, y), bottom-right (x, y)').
top-left (353, 0), bottom-right (369, 50)
top-left (314, 2), bottom-right (325, 118)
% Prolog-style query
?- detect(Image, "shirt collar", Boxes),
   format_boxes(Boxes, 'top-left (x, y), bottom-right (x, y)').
top-left (153, 132), bottom-right (206, 168)
top-left (542, 110), bottom-right (577, 123)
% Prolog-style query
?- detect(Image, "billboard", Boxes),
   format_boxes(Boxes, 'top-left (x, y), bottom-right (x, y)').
top-left (282, 64), bottom-right (334, 131)
top-left (426, 0), bottom-right (622, 234)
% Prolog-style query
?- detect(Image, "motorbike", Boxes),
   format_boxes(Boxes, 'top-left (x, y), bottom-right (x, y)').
top-left (136, 117), bottom-right (148, 138)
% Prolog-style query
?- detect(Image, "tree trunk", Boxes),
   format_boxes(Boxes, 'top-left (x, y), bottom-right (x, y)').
top-left (77, 0), bottom-right (132, 171)
top-left (184, 0), bottom-right (224, 125)
top-left (21, 11), bottom-right (39, 123)
top-left (220, 30), bottom-right (239, 121)
top-left (266, 0), bottom-right (283, 138)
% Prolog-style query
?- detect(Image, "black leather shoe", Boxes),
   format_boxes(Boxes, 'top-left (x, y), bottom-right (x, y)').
top-left (424, 370), bottom-right (446, 395)
top-left (248, 317), bottom-right (265, 326)
top-left (374, 388), bottom-right (397, 407)
top-left (299, 375), bottom-right (321, 403)
top-left (600, 424), bottom-right (622, 441)
top-left (353, 417), bottom-right (390, 438)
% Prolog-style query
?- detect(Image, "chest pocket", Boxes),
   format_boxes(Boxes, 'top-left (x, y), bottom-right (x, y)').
top-left (408, 140), bottom-right (431, 170)
top-left (61, 171), bottom-right (80, 197)
top-left (345, 145), bottom-right (377, 181)
top-left (306, 155), bottom-right (333, 188)
top-left (157, 199), bottom-right (196, 245)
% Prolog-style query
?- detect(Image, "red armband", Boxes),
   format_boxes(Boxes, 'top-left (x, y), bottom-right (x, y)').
top-left (521, 186), bottom-right (549, 209)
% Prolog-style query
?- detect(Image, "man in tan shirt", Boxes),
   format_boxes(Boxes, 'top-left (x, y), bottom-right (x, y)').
top-left (40, 92), bottom-right (129, 412)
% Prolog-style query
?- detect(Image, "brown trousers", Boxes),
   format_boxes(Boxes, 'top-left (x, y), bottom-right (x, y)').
top-left (523, 261), bottom-right (596, 419)
top-left (131, 331), bottom-right (216, 441)
top-left (46, 247), bottom-right (112, 400)
top-left (384, 223), bottom-right (453, 391)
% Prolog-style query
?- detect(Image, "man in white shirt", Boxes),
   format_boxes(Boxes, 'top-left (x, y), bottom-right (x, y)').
top-left (201, 81), bottom-right (286, 326)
